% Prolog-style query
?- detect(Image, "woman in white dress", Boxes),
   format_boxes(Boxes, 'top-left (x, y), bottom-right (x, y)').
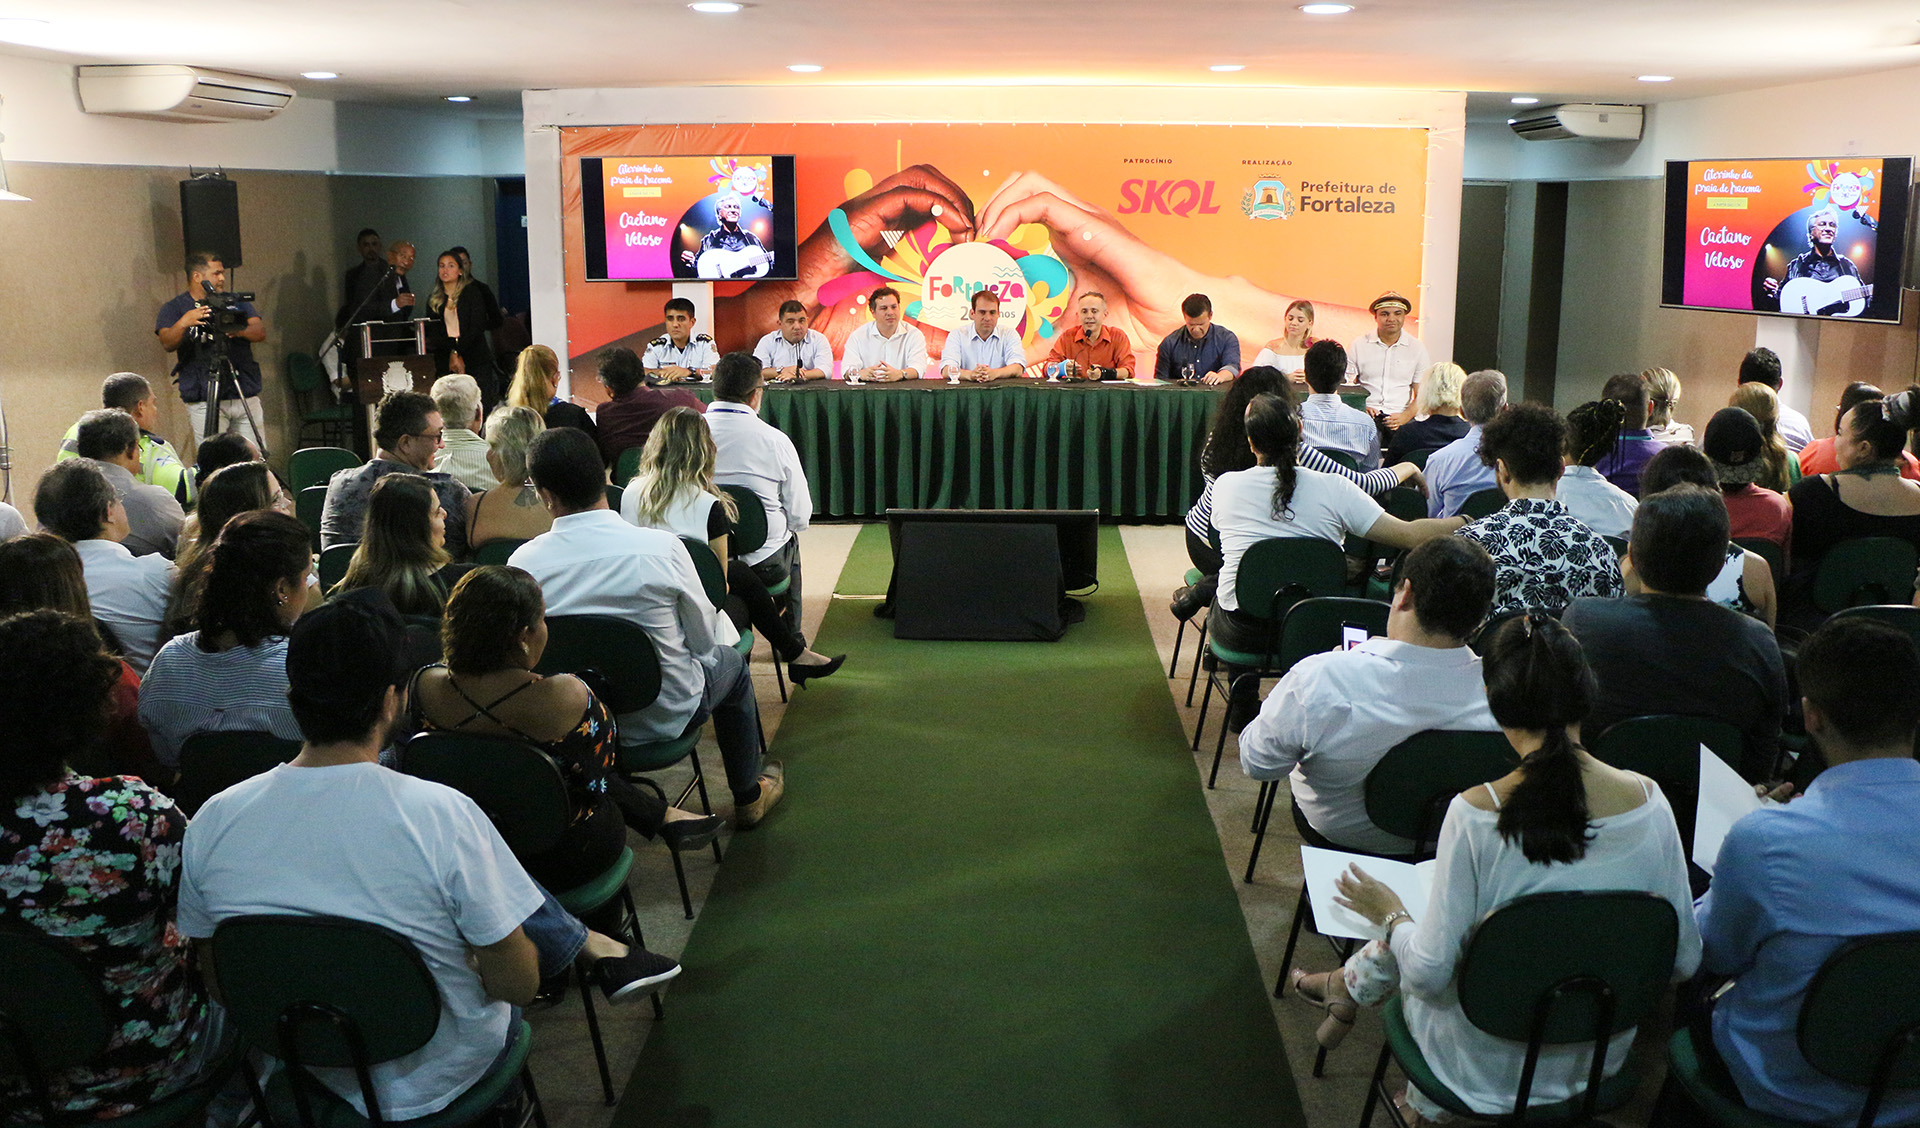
top-left (1252, 299), bottom-right (1317, 379)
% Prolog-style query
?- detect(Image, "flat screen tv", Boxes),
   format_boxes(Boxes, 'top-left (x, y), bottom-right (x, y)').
top-left (581, 154), bottom-right (799, 282)
top-left (1661, 155), bottom-right (1912, 324)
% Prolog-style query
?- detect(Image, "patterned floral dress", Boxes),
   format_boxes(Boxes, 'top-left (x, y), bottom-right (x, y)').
top-left (0, 773), bottom-right (212, 1121)
top-left (1457, 497), bottom-right (1625, 617)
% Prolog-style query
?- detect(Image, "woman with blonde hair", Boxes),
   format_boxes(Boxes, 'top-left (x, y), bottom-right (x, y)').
top-left (507, 342), bottom-right (598, 440)
top-left (427, 249), bottom-right (501, 406)
top-left (1641, 367), bottom-right (1692, 445)
top-left (1386, 361), bottom-right (1470, 465)
top-left (1729, 382), bottom-right (1801, 492)
top-left (622, 406), bottom-right (844, 684)
top-left (1253, 299), bottom-right (1317, 377)
top-left (331, 473), bottom-right (462, 617)
top-left (466, 405), bottom-right (554, 548)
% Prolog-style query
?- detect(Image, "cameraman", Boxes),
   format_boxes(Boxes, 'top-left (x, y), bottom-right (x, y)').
top-left (155, 250), bottom-right (266, 444)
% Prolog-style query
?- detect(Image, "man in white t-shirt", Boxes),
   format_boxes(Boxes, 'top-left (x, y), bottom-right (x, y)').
top-left (644, 297), bottom-right (720, 383)
top-left (33, 459), bottom-right (173, 673)
top-left (754, 300), bottom-right (832, 383)
top-left (840, 286), bottom-right (929, 382)
top-left (1239, 537), bottom-right (1500, 854)
top-left (1346, 290), bottom-right (1432, 427)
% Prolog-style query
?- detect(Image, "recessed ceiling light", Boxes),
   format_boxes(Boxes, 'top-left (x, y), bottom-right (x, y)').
top-left (1510, 96), bottom-right (1539, 105)
top-left (444, 95), bottom-right (473, 102)
top-left (1637, 74), bottom-right (1673, 82)
top-left (787, 63), bottom-right (822, 73)
top-left (302, 71), bottom-right (338, 80)
top-left (688, 1), bottom-right (742, 10)
top-left (1210, 64), bottom-right (1245, 72)
top-left (1298, 3), bottom-right (1354, 14)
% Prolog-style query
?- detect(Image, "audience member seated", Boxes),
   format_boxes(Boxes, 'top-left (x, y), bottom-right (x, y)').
top-left (1729, 381), bottom-right (1800, 494)
top-left (1172, 367), bottom-right (1419, 621)
top-left (1289, 613), bottom-right (1700, 1119)
top-left (0, 500), bottom-right (24, 541)
top-left (191, 431), bottom-right (260, 485)
top-left (331, 474), bottom-right (464, 617)
top-left (0, 611), bottom-right (219, 1119)
top-left (430, 373), bottom-right (499, 492)
top-left (1787, 392), bottom-right (1920, 603)
top-left (708, 352), bottom-right (813, 656)
top-left (1562, 485), bottom-right (1787, 770)
top-left (73, 409), bottom-right (185, 559)
top-left (319, 390), bottom-right (472, 556)
top-left (1639, 447), bottom-right (1777, 629)
top-left (139, 511), bottom-right (309, 769)
top-left (409, 566), bottom-right (728, 891)
top-left (1299, 340), bottom-right (1380, 470)
top-left (1238, 537), bottom-right (1500, 854)
top-left (510, 427), bottom-right (787, 828)
top-left (1556, 399), bottom-right (1638, 540)
top-left (593, 346), bottom-right (703, 470)
top-left (1797, 381), bottom-right (1920, 480)
top-left (163, 461), bottom-right (299, 640)
top-left (1704, 407), bottom-right (1793, 559)
top-left (1593, 372), bottom-right (1666, 496)
top-left (1691, 616), bottom-right (1920, 1126)
top-left (0, 534), bottom-right (159, 779)
top-left (506, 342), bottom-right (597, 443)
top-left (1208, 393), bottom-right (1464, 728)
top-left (623, 406), bottom-right (844, 684)
top-left (1642, 366), bottom-right (1693, 445)
top-left (1422, 369), bottom-right (1507, 517)
top-left (177, 591), bottom-right (679, 1123)
top-left (33, 460), bottom-right (171, 673)
top-left (1738, 345), bottom-right (1813, 452)
top-left (57, 372), bottom-right (195, 508)
top-left (465, 405), bottom-right (555, 549)
top-left (1384, 362), bottom-right (1469, 466)
top-left (1458, 403), bottom-right (1622, 617)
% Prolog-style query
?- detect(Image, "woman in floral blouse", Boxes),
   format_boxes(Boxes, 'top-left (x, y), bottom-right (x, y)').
top-left (0, 610), bottom-right (216, 1120)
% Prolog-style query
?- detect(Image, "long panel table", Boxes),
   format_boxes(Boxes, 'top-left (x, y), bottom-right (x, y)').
top-left (688, 380), bottom-right (1223, 521)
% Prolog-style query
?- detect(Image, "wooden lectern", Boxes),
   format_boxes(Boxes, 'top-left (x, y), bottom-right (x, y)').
top-left (349, 319), bottom-right (437, 453)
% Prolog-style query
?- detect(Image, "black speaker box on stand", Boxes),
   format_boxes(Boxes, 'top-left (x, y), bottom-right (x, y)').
top-left (181, 175), bottom-right (242, 268)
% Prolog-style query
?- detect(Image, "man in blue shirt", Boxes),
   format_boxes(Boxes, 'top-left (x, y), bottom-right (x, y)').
top-left (1298, 340), bottom-right (1380, 469)
top-left (1693, 616), bottom-right (1920, 1126)
top-left (939, 290), bottom-right (1025, 381)
top-left (1422, 369), bottom-right (1506, 517)
top-left (1153, 293), bottom-right (1240, 384)
top-left (155, 251), bottom-right (267, 447)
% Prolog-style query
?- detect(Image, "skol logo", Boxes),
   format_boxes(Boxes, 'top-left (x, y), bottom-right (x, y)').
top-left (1117, 180), bottom-right (1224, 217)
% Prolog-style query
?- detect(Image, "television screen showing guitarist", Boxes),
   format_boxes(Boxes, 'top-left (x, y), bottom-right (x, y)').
top-left (681, 192), bottom-right (776, 280)
top-left (1765, 206), bottom-right (1871, 317)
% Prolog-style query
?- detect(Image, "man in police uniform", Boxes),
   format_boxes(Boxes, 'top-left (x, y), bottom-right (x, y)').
top-left (681, 193), bottom-right (772, 280)
top-left (58, 372), bottom-right (196, 507)
top-left (643, 297), bottom-right (720, 383)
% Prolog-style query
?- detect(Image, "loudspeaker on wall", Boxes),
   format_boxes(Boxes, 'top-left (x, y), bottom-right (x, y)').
top-left (180, 176), bottom-right (242, 269)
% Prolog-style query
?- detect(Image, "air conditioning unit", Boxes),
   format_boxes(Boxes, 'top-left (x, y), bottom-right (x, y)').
top-left (76, 65), bottom-right (295, 123)
top-left (1507, 103), bottom-right (1643, 142)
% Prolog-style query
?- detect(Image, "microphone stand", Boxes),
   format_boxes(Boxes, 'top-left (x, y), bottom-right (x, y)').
top-left (317, 263), bottom-right (399, 395)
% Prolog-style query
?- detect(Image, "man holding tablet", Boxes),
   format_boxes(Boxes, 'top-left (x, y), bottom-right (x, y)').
top-left (643, 297), bottom-right (719, 383)
top-left (840, 286), bottom-right (929, 382)
top-left (754, 300), bottom-right (832, 383)
top-left (1046, 291), bottom-right (1133, 381)
top-left (940, 291), bottom-right (1026, 383)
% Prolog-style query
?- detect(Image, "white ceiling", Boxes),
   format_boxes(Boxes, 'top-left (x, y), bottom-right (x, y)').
top-left (4, 0), bottom-right (1920, 120)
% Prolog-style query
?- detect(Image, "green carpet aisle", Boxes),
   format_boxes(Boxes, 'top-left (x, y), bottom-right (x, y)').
top-left (614, 525), bottom-right (1307, 1127)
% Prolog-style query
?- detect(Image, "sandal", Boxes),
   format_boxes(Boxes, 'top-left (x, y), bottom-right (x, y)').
top-left (1289, 969), bottom-right (1358, 1050)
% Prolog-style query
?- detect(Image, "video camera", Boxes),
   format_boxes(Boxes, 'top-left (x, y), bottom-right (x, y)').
top-left (199, 288), bottom-right (256, 334)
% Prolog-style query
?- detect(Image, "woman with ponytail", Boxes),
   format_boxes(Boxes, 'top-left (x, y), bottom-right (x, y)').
top-left (1556, 399), bottom-right (1638, 540)
top-left (1787, 390), bottom-right (1920, 605)
top-left (138, 510), bottom-right (311, 768)
top-left (1286, 614), bottom-right (1699, 1123)
top-left (1208, 392), bottom-right (1465, 727)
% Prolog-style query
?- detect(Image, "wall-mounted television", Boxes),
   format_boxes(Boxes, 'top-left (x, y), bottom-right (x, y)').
top-left (581, 154), bottom-right (799, 282)
top-left (1661, 155), bottom-right (1912, 324)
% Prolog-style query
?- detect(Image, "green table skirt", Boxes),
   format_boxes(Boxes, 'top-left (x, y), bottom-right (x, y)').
top-left (692, 381), bottom-right (1222, 521)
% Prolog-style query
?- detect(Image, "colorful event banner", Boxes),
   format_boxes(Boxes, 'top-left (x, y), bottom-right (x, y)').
top-left (560, 123), bottom-right (1430, 372)
top-left (1674, 156), bottom-right (1896, 319)
top-left (581, 154), bottom-right (797, 281)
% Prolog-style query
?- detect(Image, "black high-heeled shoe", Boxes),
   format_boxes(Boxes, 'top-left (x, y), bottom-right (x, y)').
top-left (786, 654), bottom-right (846, 686)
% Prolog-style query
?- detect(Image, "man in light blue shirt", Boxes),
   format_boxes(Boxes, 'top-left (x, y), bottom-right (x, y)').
top-left (939, 290), bottom-right (1026, 381)
top-left (1423, 369), bottom-right (1506, 517)
top-left (1693, 616), bottom-right (1920, 1126)
top-left (1298, 339), bottom-right (1380, 470)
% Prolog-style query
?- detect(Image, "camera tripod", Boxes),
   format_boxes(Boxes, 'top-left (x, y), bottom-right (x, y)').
top-left (198, 330), bottom-right (270, 460)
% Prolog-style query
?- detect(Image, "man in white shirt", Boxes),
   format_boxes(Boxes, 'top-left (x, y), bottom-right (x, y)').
top-left (1298, 340), bottom-right (1381, 470)
top-left (1347, 290), bottom-right (1432, 427)
top-left (430, 373), bottom-right (499, 492)
top-left (72, 409), bottom-right (186, 558)
top-left (707, 352), bottom-right (814, 656)
top-left (840, 286), bottom-right (929, 382)
top-left (643, 297), bottom-right (720, 383)
top-left (1239, 536), bottom-right (1501, 854)
top-left (1423, 370), bottom-right (1507, 518)
top-left (940, 290), bottom-right (1026, 382)
top-left (1738, 347), bottom-right (1813, 452)
top-left (510, 426), bottom-right (785, 827)
top-left (33, 459), bottom-right (172, 673)
top-left (0, 501), bottom-right (25, 541)
top-left (754, 300), bottom-right (832, 383)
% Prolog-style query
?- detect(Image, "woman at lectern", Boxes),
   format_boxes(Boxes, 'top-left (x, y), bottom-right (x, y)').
top-left (429, 249), bottom-right (503, 409)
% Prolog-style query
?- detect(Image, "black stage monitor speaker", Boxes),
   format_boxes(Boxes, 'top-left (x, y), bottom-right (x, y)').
top-left (181, 176), bottom-right (242, 269)
top-left (880, 509), bottom-right (1099, 642)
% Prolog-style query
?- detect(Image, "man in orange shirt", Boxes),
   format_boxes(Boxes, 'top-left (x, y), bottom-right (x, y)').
top-left (1045, 291), bottom-right (1134, 381)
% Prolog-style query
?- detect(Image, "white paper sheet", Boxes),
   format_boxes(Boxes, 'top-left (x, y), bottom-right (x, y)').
top-left (1299, 846), bottom-right (1436, 941)
top-left (1691, 742), bottom-right (1775, 875)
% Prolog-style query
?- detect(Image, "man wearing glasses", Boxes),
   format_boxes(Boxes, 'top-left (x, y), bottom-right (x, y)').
top-left (318, 390), bottom-right (474, 555)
